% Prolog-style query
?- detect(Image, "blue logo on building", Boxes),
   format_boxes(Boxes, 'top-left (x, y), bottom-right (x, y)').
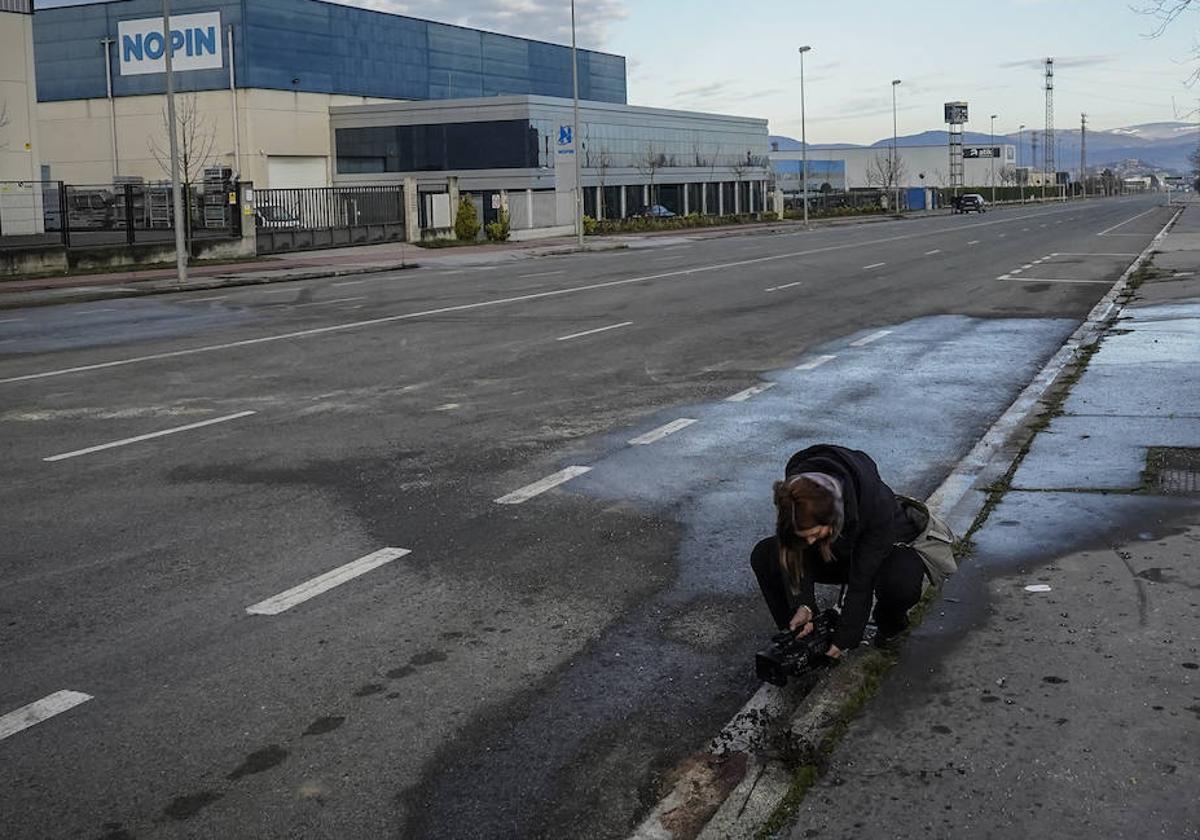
top-left (558, 125), bottom-right (573, 146)
top-left (122, 25), bottom-right (219, 63)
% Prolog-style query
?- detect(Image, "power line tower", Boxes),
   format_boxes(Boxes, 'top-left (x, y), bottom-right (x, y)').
top-left (1080, 113), bottom-right (1087, 197)
top-left (1044, 58), bottom-right (1055, 199)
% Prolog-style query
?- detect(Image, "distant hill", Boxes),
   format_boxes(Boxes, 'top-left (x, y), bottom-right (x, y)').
top-left (771, 121), bottom-right (1200, 172)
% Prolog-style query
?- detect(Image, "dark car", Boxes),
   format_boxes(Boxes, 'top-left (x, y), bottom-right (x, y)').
top-left (953, 193), bottom-right (987, 214)
top-left (633, 204), bottom-right (677, 219)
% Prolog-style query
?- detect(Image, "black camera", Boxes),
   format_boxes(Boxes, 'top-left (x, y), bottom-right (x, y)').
top-left (754, 608), bottom-right (839, 686)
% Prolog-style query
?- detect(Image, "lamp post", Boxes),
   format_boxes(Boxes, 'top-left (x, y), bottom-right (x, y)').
top-left (570, 0), bottom-right (583, 248)
top-left (162, 0), bottom-right (187, 284)
top-left (798, 45), bottom-right (811, 225)
top-left (1018, 123), bottom-right (1026, 204)
top-left (891, 79), bottom-right (901, 213)
top-left (990, 114), bottom-right (997, 205)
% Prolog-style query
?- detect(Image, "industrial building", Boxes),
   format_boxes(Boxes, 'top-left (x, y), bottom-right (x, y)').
top-left (770, 143), bottom-right (1017, 194)
top-left (0, 0), bottom-right (40, 186)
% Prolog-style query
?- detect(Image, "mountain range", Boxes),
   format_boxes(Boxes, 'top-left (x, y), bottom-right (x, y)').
top-left (771, 122), bottom-right (1200, 173)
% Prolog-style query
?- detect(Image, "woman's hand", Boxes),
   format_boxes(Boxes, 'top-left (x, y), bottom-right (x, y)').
top-left (789, 605), bottom-right (815, 637)
top-left (825, 644), bottom-right (842, 659)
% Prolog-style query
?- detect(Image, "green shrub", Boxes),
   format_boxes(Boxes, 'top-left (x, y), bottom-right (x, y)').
top-left (454, 195), bottom-right (480, 241)
top-left (485, 208), bottom-right (511, 242)
top-left (582, 214), bottom-right (599, 235)
top-left (759, 211), bottom-right (779, 222)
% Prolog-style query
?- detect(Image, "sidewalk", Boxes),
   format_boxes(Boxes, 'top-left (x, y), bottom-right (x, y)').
top-left (0, 209), bottom-right (935, 310)
top-left (777, 207), bottom-right (1200, 837)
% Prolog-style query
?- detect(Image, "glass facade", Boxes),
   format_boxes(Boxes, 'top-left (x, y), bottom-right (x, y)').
top-left (336, 120), bottom-right (539, 173)
top-left (530, 117), bottom-right (768, 171)
top-left (772, 159), bottom-right (847, 193)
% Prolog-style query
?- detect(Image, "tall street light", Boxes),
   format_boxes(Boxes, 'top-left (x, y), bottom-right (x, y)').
top-left (1018, 124), bottom-right (1026, 203)
top-left (990, 114), bottom-right (997, 206)
top-left (162, 0), bottom-right (187, 284)
top-left (570, 0), bottom-right (583, 248)
top-left (798, 45), bottom-right (811, 225)
top-left (891, 79), bottom-right (901, 213)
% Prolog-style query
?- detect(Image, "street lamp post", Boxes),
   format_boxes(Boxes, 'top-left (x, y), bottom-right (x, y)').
top-left (798, 45), bottom-right (811, 225)
top-left (891, 79), bottom-right (901, 213)
top-left (1018, 124), bottom-right (1026, 204)
top-left (990, 114), bottom-right (997, 205)
top-left (162, 0), bottom-right (187, 285)
top-left (570, 0), bottom-right (583, 248)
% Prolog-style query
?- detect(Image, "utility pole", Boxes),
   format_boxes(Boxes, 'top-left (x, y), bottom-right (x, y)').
top-left (1079, 113), bottom-right (1087, 199)
top-left (1018, 124), bottom-right (1025, 203)
top-left (570, 0), bottom-right (583, 248)
top-left (162, 0), bottom-right (187, 284)
top-left (891, 79), bottom-right (901, 213)
top-left (1030, 130), bottom-right (1039, 199)
top-left (990, 114), bottom-right (997, 205)
top-left (798, 45), bottom-right (811, 226)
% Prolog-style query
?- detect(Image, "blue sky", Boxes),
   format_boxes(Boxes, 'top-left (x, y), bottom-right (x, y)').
top-left (34, 0), bottom-right (1200, 142)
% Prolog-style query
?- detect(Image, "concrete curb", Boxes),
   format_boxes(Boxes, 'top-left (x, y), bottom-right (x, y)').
top-left (627, 203), bottom-right (1183, 840)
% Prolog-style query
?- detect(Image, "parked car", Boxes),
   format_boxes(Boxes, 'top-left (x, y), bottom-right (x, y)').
top-left (632, 204), bottom-right (677, 219)
top-left (255, 205), bottom-right (301, 228)
top-left (952, 193), bottom-right (987, 214)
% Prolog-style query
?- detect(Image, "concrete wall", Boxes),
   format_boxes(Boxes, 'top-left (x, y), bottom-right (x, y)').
top-left (37, 87), bottom-right (400, 187)
top-left (772, 144), bottom-right (1018, 190)
top-left (1, 8), bottom-right (42, 187)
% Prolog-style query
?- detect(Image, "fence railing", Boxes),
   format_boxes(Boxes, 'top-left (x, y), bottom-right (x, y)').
top-left (0, 179), bottom-right (241, 251)
top-left (253, 186), bottom-right (405, 231)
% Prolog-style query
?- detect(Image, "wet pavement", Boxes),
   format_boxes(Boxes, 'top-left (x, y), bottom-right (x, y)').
top-left (784, 204), bottom-right (1200, 840)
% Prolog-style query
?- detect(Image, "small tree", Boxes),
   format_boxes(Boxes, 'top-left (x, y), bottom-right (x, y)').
top-left (865, 151), bottom-right (907, 192)
top-left (635, 144), bottom-right (666, 206)
top-left (485, 207), bottom-right (510, 242)
top-left (454, 194), bottom-right (480, 240)
top-left (149, 94), bottom-right (216, 184)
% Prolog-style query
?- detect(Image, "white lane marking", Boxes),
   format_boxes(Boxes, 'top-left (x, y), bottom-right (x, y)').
top-left (70, 308), bottom-right (116, 316)
top-left (1021, 264), bottom-right (1034, 269)
top-left (0, 691), bottom-right (92, 741)
top-left (862, 262), bottom-right (886, 270)
top-left (260, 288), bottom-right (297, 295)
top-left (795, 354), bottom-right (837, 371)
top-left (924, 249), bottom-right (942, 255)
top-left (495, 466), bottom-right (591, 504)
top-left (1021, 228), bottom-right (1030, 232)
top-left (43, 411), bottom-right (256, 462)
top-left (331, 278), bottom-right (371, 287)
top-left (245, 547), bottom-right (410, 616)
top-left (997, 274), bottom-right (1012, 280)
top-left (436, 269), bottom-right (465, 276)
top-left (726, 382), bottom-right (776, 402)
top-left (1025, 584), bottom-right (1053, 592)
top-left (967, 240), bottom-right (980, 245)
top-left (556, 321), bottom-right (633, 342)
top-left (1097, 206), bottom-right (1159, 236)
top-left (293, 297), bottom-right (365, 308)
top-left (1011, 268), bottom-right (1024, 274)
top-left (0, 205), bottom-right (1116, 387)
top-left (999, 233), bottom-right (1007, 237)
top-left (629, 418), bottom-right (697, 446)
top-left (1172, 271), bottom-right (1195, 277)
top-left (1051, 252), bottom-right (1138, 257)
top-left (764, 281), bottom-right (802, 292)
top-left (1007, 277), bottom-right (1115, 285)
top-left (519, 270), bottom-right (566, 279)
top-left (850, 329), bottom-right (892, 347)
top-left (434, 403), bottom-right (460, 411)
top-left (182, 296), bottom-right (229, 303)
top-left (0, 317), bottom-right (26, 324)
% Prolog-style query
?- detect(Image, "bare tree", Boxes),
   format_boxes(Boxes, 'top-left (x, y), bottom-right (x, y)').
top-left (635, 144), bottom-right (666, 206)
top-left (999, 165), bottom-right (1018, 187)
top-left (149, 94), bottom-right (217, 184)
top-left (865, 151), bottom-right (907, 193)
top-left (1138, 1), bottom-right (1200, 83)
top-left (594, 145), bottom-right (612, 218)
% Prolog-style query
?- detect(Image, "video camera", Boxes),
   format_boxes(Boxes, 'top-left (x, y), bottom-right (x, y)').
top-left (754, 608), bottom-right (840, 687)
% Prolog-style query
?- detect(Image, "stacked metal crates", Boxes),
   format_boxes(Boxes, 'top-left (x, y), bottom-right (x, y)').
top-left (203, 166), bottom-right (233, 229)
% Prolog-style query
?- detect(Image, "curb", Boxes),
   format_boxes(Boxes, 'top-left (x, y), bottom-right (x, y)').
top-left (628, 203), bottom-right (1183, 840)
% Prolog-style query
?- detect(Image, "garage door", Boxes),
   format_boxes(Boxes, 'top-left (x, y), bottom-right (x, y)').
top-left (266, 156), bottom-right (328, 189)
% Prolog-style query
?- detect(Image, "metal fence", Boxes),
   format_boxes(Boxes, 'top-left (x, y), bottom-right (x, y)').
top-left (0, 179), bottom-right (241, 251)
top-left (253, 185), bottom-right (405, 254)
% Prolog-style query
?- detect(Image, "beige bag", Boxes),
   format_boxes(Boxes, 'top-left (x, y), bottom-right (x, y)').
top-left (895, 495), bottom-right (958, 585)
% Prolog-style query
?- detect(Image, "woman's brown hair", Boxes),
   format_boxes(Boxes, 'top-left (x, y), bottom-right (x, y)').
top-left (773, 474), bottom-right (843, 594)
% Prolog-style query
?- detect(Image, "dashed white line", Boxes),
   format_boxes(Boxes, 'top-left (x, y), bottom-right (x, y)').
top-left (924, 249), bottom-right (942, 255)
top-left (260, 288), bottom-right (297, 295)
top-left (1097, 206), bottom-right (1159, 236)
top-left (70, 308), bottom-right (116, 316)
top-left (181, 296), bottom-right (228, 303)
top-left (1052, 252), bottom-right (1138, 257)
top-left (1011, 268), bottom-right (1024, 274)
top-left (967, 240), bottom-right (980, 245)
top-left (795, 354), bottom-right (837, 371)
top-left (433, 403), bottom-right (461, 411)
top-left (519, 270), bottom-right (566, 279)
top-left (726, 382), bottom-right (776, 402)
top-left (862, 262), bottom-right (886, 270)
top-left (331, 278), bottom-right (372, 287)
top-left (0, 317), bottom-right (26, 324)
top-left (850, 329), bottom-right (893, 347)
top-left (556, 321), bottom-right (632, 342)
top-left (0, 691), bottom-right (92, 741)
top-left (245, 547), bottom-right (410, 615)
top-left (1021, 228), bottom-right (1030, 232)
top-left (293, 296), bottom-right (365, 308)
top-left (43, 411), bottom-right (257, 462)
top-left (629, 418), bottom-right (697, 446)
top-left (765, 281), bottom-right (803, 292)
top-left (495, 466), bottom-right (591, 504)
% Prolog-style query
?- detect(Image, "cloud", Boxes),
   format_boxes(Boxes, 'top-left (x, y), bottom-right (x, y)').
top-left (996, 53), bottom-right (1120, 71)
top-left (333, 0), bottom-right (628, 49)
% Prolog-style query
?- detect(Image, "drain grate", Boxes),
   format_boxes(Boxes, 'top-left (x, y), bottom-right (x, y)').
top-left (1144, 447), bottom-right (1200, 496)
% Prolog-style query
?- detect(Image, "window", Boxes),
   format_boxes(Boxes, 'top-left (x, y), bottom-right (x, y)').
top-left (337, 120), bottom-right (539, 173)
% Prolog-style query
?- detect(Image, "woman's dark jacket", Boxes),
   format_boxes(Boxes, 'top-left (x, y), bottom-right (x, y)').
top-left (784, 444), bottom-right (917, 650)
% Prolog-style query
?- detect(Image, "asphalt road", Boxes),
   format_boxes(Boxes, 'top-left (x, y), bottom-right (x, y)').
top-left (0, 196), bottom-right (1173, 839)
